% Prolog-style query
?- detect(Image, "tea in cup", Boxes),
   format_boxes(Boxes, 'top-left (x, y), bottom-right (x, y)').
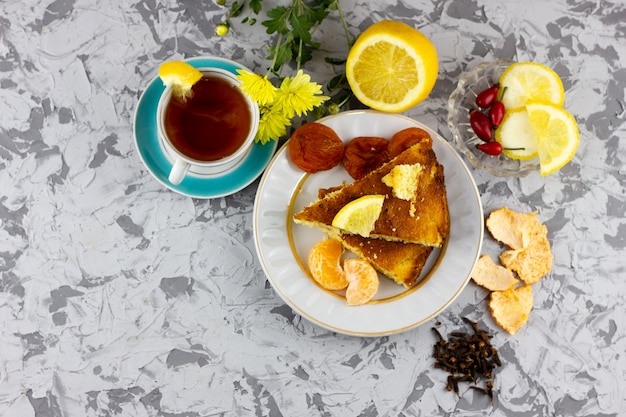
top-left (157, 68), bottom-right (259, 185)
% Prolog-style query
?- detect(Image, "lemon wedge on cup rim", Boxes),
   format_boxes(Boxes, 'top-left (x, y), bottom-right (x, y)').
top-left (158, 61), bottom-right (203, 99)
top-left (332, 195), bottom-right (385, 237)
top-left (346, 20), bottom-right (438, 112)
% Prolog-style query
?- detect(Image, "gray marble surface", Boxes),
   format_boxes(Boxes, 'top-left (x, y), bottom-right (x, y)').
top-left (1, 0), bottom-right (625, 415)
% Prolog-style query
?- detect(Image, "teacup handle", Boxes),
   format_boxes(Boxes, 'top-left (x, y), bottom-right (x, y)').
top-left (168, 158), bottom-right (190, 185)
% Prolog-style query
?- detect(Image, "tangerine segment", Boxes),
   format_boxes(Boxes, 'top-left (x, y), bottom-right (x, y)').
top-left (344, 258), bottom-right (379, 306)
top-left (307, 239), bottom-right (348, 290)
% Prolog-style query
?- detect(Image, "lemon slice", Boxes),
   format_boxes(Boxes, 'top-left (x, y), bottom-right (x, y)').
top-left (525, 102), bottom-right (580, 176)
top-left (159, 61), bottom-right (203, 99)
top-left (346, 20), bottom-right (438, 112)
top-left (499, 62), bottom-right (565, 109)
top-left (331, 195), bottom-right (385, 237)
top-left (495, 107), bottom-right (538, 160)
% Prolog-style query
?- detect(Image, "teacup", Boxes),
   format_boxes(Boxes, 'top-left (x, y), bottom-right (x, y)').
top-left (157, 67), bottom-right (259, 185)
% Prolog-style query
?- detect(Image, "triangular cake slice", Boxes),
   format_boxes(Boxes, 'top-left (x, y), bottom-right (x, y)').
top-left (294, 136), bottom-right (450, 247)
top-left (328, 230), bottom-right (434, 287)
top-left (315, 184), bottom-right (434, 287)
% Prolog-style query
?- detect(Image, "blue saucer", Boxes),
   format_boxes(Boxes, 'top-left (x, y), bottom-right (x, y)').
top-left (133, 56), bottom-right (278, 199)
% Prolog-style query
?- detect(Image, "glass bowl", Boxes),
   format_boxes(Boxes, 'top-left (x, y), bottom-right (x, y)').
top-left (447, 59), bottom-right (539, 177)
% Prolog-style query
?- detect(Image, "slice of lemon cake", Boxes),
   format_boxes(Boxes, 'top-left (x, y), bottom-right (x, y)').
top-left (294, 136), bottom-right (449, 247)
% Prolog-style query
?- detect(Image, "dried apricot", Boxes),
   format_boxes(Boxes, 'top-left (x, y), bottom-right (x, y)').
top-left (307, 239), bottom-right (348, 290)
top-left (343, 136), bottom-right (390, 180)
top-left (388, 127), bottom-right (431, 158)
top-left (288, 122), bottom-right (344, 173)
top-left (344, 258), bottom-right (379, 305)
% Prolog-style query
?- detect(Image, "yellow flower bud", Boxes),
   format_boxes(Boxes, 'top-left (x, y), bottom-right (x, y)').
top-left (215, 23), bottom-right (229, 37)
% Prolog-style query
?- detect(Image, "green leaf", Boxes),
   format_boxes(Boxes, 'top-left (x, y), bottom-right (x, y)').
top-left (311, 0), bottom-right (336, 10)
top-left (307, 5), bottom-right (330, 25)
top-left (249, 0), bottom-right (263, 14)
top-left (230, 1), bottom-right (245, 18)
top-left (263, 6), bottom-right (289, 34)
top-left (327, 73), bottom-right (346, 91)
top-left (295, 44), bottom-right (314, 66)
top-left (324, 56), bottom-right (346, 65)
top-left (269, 42), bottom-right (293, 70)
top-left (289, 12), bottom-right (312, 44)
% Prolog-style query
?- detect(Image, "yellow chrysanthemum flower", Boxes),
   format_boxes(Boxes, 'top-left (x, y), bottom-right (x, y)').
top-left (274, 70), bottom-right (329, 117)
top-left (256, 105), bottom-right (291, 144)
top-left (236, 69), bottom-right (277, 106)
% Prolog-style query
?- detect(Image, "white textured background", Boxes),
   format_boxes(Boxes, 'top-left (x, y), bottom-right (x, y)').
top-left (0, 0), bottom-right (625, 415)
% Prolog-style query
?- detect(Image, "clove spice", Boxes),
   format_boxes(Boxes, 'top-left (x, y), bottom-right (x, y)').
top-left (432, 317), bottom-right (501, 399)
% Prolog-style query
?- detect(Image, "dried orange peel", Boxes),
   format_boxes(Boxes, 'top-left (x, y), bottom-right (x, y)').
top-left (500, 236), bottom-right (552, 285)
top-left (474, 207), bottom-right (553, 334)
top-left (489, 285), bottom-right (533, 335)
top-left (487, 207), bottom-right (553, 285)
top-left (472, 254), bottom-right (519, 291)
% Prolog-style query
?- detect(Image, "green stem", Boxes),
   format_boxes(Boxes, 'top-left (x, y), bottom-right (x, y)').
top-left (296, 37), bottom-right (304, 72)
top-left (267, 31), bottom-right (284, 77)
top-left (499, 86), bottom-right (507, 101)
top-left (334, 0), bottom-right (353, 47)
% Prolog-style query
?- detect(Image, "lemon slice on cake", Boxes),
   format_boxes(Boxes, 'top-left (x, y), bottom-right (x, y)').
top-left (346, 20), bottom-right (438, 112)
top-left (159, 61), bottom-right (203, 99)
top-left (332, 195), bottom-right (385, 237)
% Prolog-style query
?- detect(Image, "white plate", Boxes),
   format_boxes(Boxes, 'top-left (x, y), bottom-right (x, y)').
top-left (253, 110), bottom-right (483, 336)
